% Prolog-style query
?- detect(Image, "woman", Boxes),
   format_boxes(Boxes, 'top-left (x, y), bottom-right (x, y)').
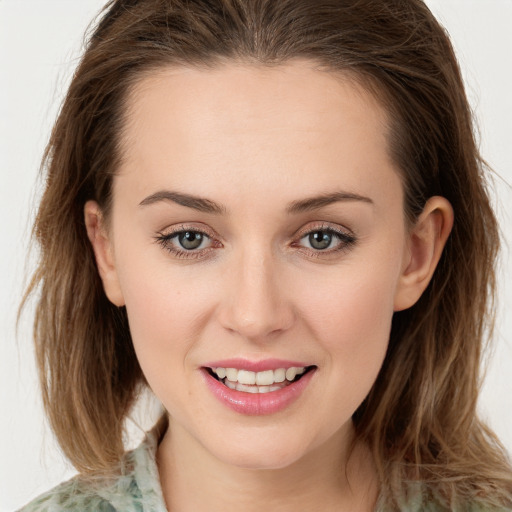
top-left (17, 0), bottom-right (512, 510)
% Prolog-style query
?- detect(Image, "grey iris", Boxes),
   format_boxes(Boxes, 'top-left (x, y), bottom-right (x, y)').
top-left (309, 231), bottom-right (332, 250)
top-left (179, 232), bottom-right (203, 250)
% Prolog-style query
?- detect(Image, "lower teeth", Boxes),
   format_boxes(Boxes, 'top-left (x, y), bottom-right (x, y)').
top-left (222, 377), bottom-right (295, 393)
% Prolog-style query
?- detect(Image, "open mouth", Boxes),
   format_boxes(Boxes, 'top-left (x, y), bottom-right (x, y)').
top-left (205, 365), bottom-right (316, 394)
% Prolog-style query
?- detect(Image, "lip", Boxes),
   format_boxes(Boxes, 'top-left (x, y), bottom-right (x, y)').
top-left (201, 365), bottom-right (316, 415)
top-left (202, 358), bottom-right (310, 372)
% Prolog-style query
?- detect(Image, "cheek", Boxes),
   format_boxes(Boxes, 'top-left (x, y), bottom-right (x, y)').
top-left (120, 267), bottom-right (213, 350)
top-left (299, 264), bottom-right (398, 343)
top-left (115, 256), bottom-right (233, 408)
top-left (301, 277), bottom-right (396, 421)
top-left (292, 250), bottom-right (402, 387)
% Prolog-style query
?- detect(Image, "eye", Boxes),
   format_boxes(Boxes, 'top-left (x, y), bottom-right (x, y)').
top-left (154, 226), bottom-right (219, 259)
top-left (176, 231), bottom-right (208, 250)
top-left (304, 230), bottom-right (336, 250)
top-left (295, 224), bottom-right (356, 255)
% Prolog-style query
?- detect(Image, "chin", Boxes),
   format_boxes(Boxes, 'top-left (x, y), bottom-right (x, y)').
top-left (204, 429), bottom-right (315, 471)
top-left (221, 448), bottom-right (304, 471)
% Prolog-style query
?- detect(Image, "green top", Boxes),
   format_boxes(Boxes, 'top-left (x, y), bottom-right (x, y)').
top-left (17, 427), bottom-right (168, 512)
top-left (17, 426), bottom-right (511, 512)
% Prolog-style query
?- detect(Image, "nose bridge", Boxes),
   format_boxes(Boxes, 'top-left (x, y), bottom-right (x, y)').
top-left (219, 242), bottom-right (293, 340)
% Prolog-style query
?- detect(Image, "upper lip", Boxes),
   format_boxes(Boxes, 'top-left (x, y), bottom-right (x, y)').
top-left (202, 358), bottom-right (313, 372)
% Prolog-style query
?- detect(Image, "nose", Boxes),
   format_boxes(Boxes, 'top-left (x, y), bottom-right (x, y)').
top-left (217, 248), bottom-right (295, 342)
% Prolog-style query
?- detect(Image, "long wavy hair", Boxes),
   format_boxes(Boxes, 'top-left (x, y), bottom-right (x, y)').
top-left (23, 0), bottom-right (512, 509)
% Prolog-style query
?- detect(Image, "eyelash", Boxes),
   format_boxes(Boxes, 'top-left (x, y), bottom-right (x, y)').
top-left (293, 224), bottom-right (357, 258)
top-left (154, 224), bottom-right (219, 260)
top-left (154, 223), bottom-right (357, 260)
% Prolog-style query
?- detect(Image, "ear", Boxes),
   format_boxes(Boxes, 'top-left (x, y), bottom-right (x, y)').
top-left (394, 196), bottom-right (453, 311)
top-left (84, 200), bottom-right (125, 307)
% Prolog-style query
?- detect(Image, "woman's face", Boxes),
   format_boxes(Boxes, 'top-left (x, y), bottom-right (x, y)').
top-left (94, 61), bottom-right (420, 469)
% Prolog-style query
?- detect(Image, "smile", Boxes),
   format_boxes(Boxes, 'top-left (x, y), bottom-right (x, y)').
top-left (202, 360), bottom-right (317, 415)
top-left (208, 366), bottom-right (312, 394)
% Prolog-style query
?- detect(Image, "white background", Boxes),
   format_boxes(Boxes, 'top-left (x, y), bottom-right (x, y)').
top-left (1, 1), bottom-right (511, 510)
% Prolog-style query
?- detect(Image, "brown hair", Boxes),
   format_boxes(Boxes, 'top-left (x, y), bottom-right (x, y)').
top-left (23, 0), bottom-right (512, 509)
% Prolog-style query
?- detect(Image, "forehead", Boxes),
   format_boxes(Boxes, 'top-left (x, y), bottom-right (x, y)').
top-left (116, 60), bottom-right (398, 206)
top-left (123, 60), bottom-right (389, 142)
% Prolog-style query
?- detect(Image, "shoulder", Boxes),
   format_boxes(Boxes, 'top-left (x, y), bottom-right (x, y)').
top-left (17, 421), bottom-right (168, 512)
top-left (17, 475), bottom-right (119, 512)
top-left (16, 469), bottom-right (151, 512)
top-left (379, 482), bottom-right (512, 512)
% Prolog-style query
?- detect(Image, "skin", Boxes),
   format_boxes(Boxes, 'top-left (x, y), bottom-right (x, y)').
top-left (85, 61), bottom-right (453, 512)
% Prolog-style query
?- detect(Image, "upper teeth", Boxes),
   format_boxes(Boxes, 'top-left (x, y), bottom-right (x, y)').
top-left (212, 367), bottom-right (306, 386)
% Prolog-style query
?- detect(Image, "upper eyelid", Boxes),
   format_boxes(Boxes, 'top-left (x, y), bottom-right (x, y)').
top-left (294, 221), bottom-right (355, 239)
top-left (295, 227), bottom-right (356, 248)
top-left (158, 223), bottom-right (218, 238)
top-left (156, 221), bottom-right (356, 248)
top-left (154, 227), bottom-right (217, 257)
top-left (159, 221), bottom-right (353, 236)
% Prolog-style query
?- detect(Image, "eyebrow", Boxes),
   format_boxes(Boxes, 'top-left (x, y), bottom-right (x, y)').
top-left (139, 189), bottom-right (373, 214)
top-left (139, 190), bottom-right (226, 214)
top-left (286, 191), bottom-right (373, 214)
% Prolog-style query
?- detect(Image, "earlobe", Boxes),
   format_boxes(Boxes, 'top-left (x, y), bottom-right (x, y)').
top-left (393, 196), bottom-right (454, 312)
top-left (84, 201), bottom-right (125, 307)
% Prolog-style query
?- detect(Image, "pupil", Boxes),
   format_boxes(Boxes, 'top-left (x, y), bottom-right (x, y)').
top-left (179, 232), bottom-right (203, 250)
top-left (309, 231), bottom-right (331, 250)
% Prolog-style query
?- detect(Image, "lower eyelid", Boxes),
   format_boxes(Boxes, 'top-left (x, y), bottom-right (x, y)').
top-left (155, 225), bottom-right (355, 258)
top-left (294, 227), bottom-right (356, 252)
top-left (154, 226), bottom-right (224, 259)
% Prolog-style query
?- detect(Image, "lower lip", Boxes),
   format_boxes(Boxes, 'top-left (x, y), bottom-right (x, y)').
top-left (202, 368), bottom-right (316, 415)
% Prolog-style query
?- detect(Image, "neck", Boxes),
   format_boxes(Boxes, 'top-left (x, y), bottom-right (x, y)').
top-left (156, 417), bottom-right (378, 512)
